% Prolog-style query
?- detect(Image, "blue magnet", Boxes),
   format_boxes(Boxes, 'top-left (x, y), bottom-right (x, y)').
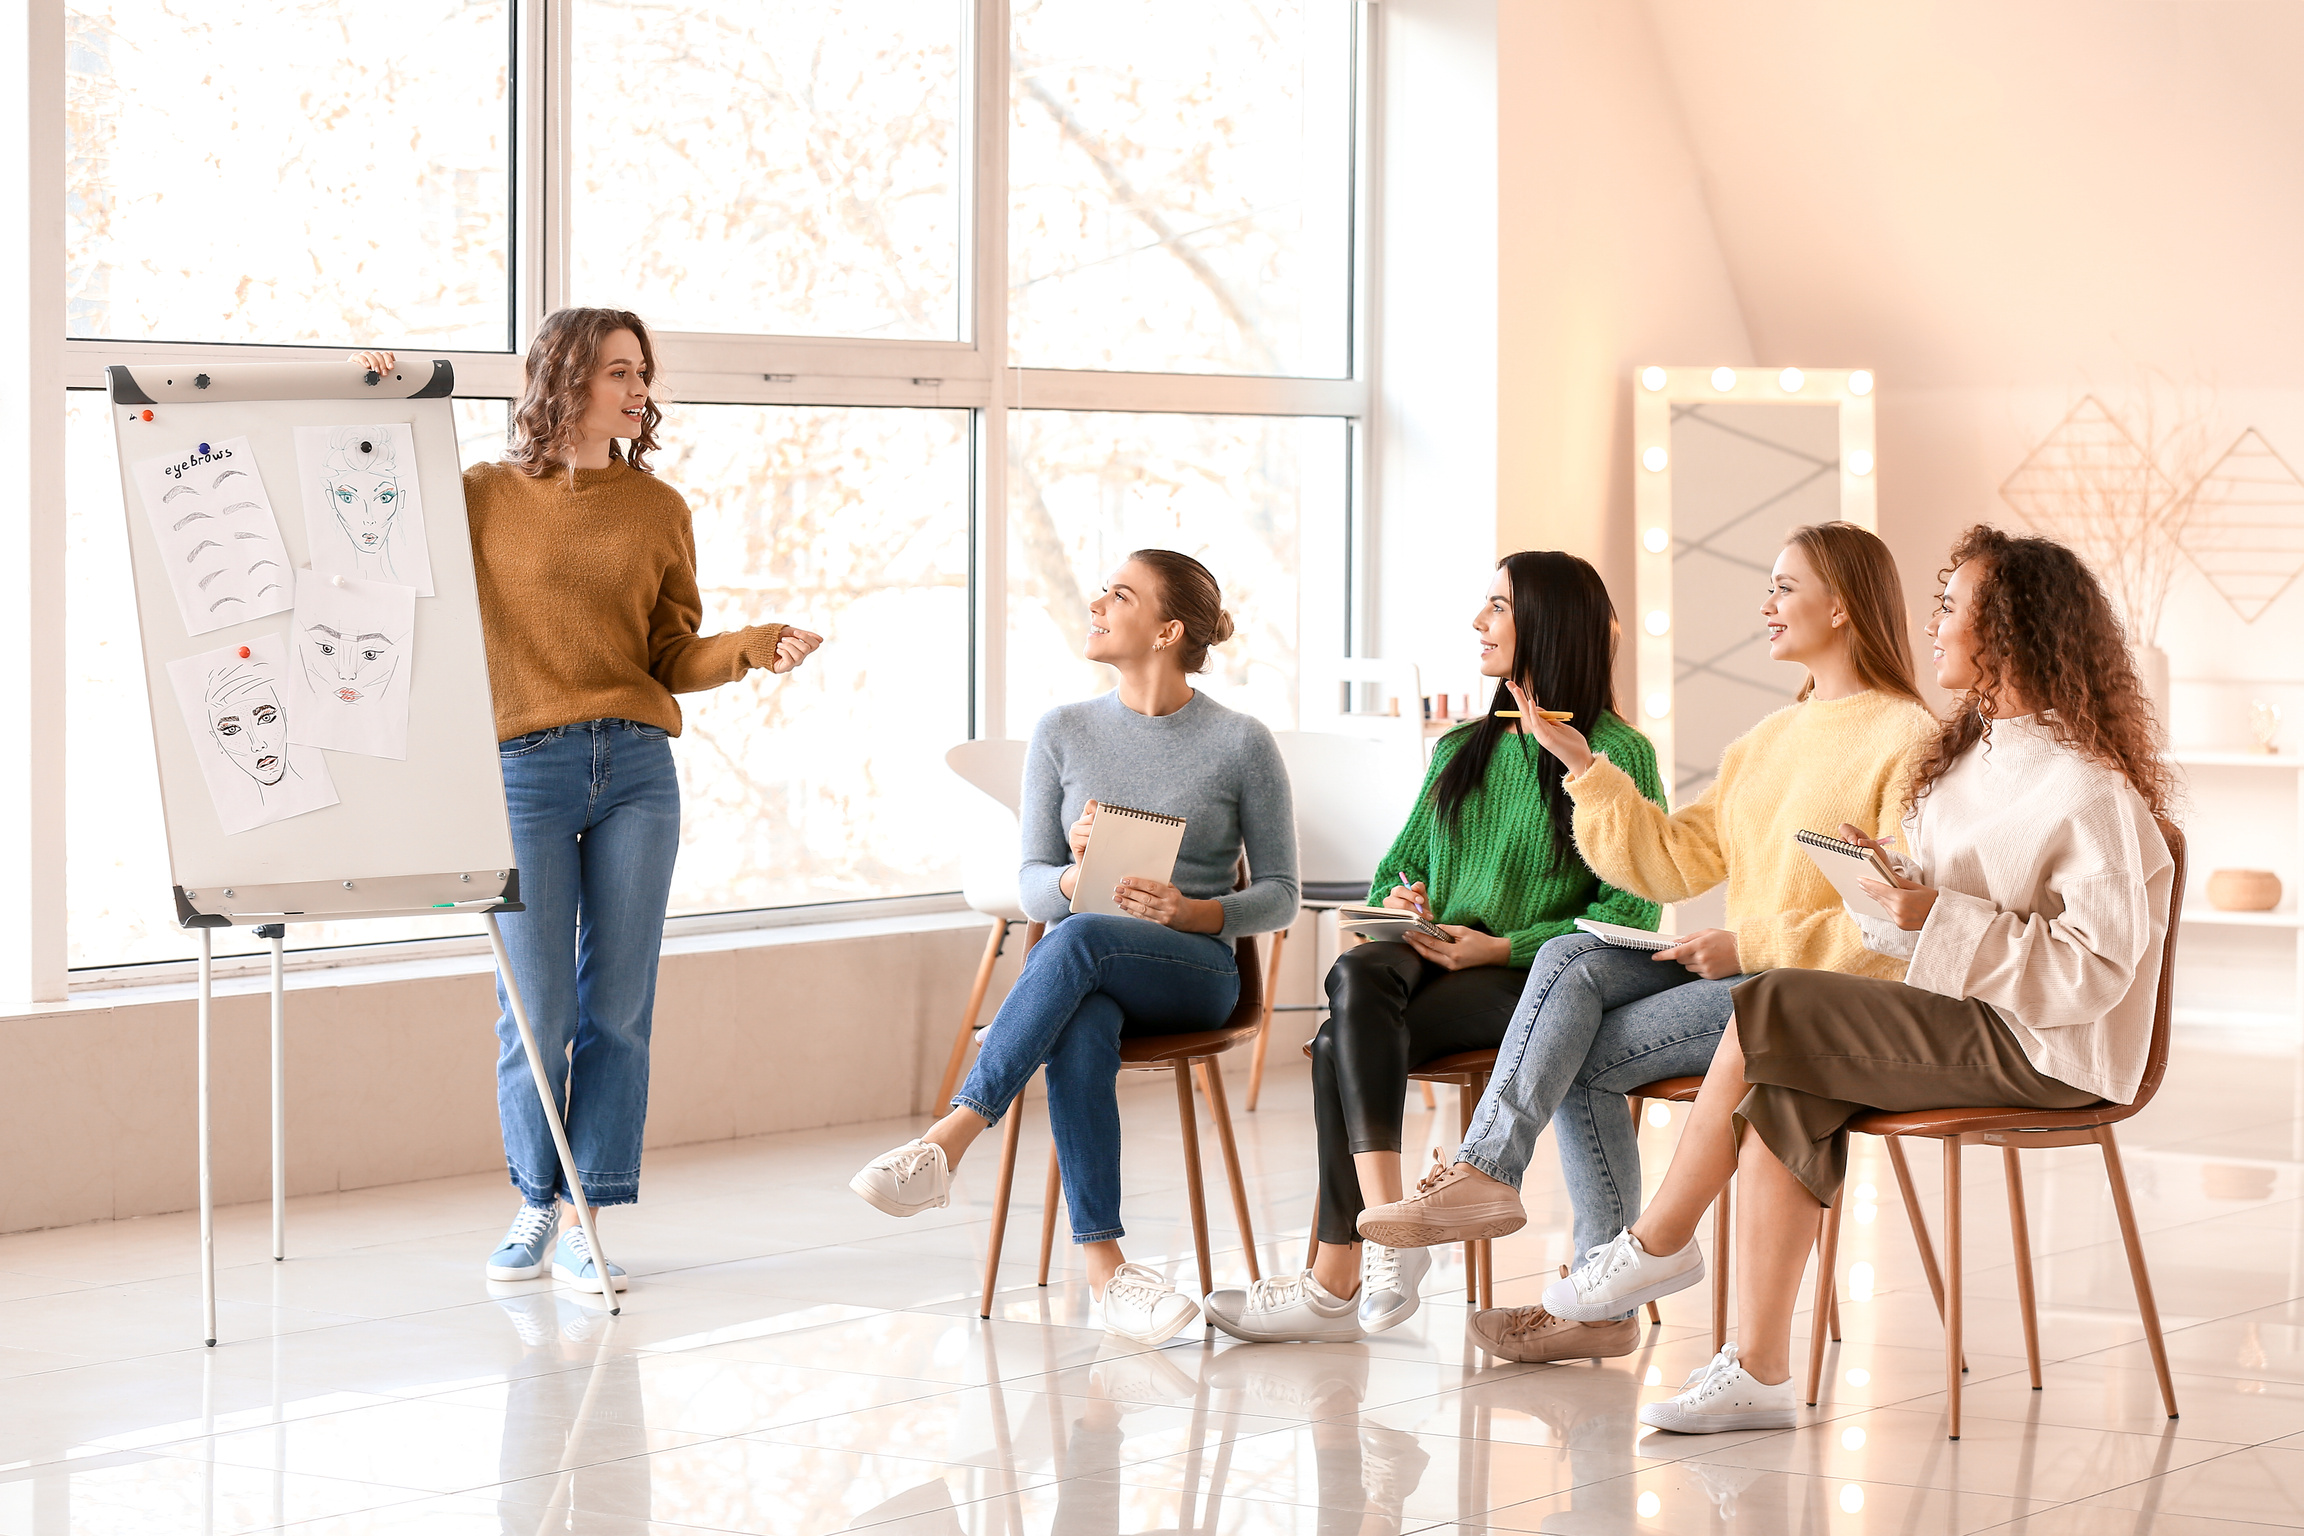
top-left (198, 442), bottom-right (210, 456)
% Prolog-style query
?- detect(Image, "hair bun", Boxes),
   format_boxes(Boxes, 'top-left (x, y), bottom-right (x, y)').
top-left (1213, 609), bottom-right (1236, 646)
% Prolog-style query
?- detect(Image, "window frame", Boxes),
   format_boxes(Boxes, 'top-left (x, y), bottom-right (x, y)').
top-left (33, 0), bottom-right (1382, 993)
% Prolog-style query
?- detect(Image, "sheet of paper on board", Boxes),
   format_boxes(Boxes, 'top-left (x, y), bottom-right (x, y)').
top-left (293, 423), bottom-right (435, 596)
top-left (131, 436), bottom-right (296, 636)
top-left (287, 570), bottom-right (417, 760)
top-left (166, 632), bottom-right (340, 835)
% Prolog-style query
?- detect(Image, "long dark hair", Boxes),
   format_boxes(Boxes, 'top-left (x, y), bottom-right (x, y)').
top-left (1430, 551), bottom-right (1621, 860)
top-left (1914, 525), bottom-right (2175, 820)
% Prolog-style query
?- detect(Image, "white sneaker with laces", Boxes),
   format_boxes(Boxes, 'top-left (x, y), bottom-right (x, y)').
top-left (1541, 1227), bottom-right (1704, 1322)
top-left (1639, 1344), bottom-right (1797, 1433)
top-left (1205, 1269), bottom-right (1364, 1343)
top-left (1357, 1242), bottom-right (1431, 1334)
top-left (849, 1139), bottom-right (952, 1218)
top-left (1095, 1262), bottom-right (1202, 1344)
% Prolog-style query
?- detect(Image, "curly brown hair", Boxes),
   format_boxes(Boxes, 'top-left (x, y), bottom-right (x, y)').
top-left (507, 307), bottom-right (663, 476)
top-left (1912, 525), bottom-right (2175, 820)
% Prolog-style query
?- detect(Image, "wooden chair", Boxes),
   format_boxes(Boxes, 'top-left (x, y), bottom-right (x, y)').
top-left (1626, 1077), bottom-right (1842, 1352)
top-left (977, 909), bottom-right (1268, 1320)
top-left (1818, 823), bottom-right (2187, 1440)
top-left (1297, 1044), bottom-right (1500, 1310)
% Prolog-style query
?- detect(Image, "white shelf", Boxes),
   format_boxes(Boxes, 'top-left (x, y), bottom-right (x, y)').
top-left (2170, 750), bottom-right (2304, 769)
top-left (2183, 906), bottom-right (2304, 929)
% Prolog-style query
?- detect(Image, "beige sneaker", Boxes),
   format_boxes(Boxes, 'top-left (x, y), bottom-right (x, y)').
top-left (1468, 1303), bottom-right (1641, 1364)
top-left (1355, 1157), bottom-right (1527, 1248)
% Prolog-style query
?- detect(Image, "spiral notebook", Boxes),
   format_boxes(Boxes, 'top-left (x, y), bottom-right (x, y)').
top-left (1794, 828), bottom-right (1897, 921)
top-left (1069, 802), bottom-right (1188, 919)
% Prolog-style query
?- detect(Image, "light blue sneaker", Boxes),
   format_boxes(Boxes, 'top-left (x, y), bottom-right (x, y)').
top-left (552, 1225), bottom-right (628, 1293)
top-left (485, 1204), bottom-right (559, 1281)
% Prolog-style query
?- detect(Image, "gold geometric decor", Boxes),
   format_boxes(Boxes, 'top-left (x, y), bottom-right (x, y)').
top-left (2175, 428), bottom-right (2304, 624)
top-left (1998, 395), bottom-right (2191, 647)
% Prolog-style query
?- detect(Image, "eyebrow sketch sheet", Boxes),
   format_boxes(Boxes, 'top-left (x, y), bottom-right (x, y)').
top-left (130, 437), bottom-right (296, 635)
top-left (294, 424), bottom-right (436, 596)
top-left (166, 632), bottom-right (340, 835)
top-left (287, 570), bottom-right (416, 759)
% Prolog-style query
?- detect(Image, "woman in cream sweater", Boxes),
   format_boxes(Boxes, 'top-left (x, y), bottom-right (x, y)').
top-left (1547, 526), bottom-right (2174, 1433)
top-left (1356, 521), bottom-right (1936, 1366)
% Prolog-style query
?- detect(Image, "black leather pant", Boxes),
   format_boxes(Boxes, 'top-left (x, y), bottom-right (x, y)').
top-left (1311, 940), bottom-right (1526, 1245)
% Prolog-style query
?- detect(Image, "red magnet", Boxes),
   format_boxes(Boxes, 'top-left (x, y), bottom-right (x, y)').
top-left (140, 410), bottom-right (153, 422)
top-left (236, 646), bottom-right (250, 659)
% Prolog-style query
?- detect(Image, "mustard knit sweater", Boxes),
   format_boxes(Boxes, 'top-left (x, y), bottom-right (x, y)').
top-left (1564, 689), bottom-right (1938, 979)
top-left (465, 459), bottom-right (788, 740)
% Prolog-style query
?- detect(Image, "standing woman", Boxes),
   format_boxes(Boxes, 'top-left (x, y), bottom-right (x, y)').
top-left (849, 551), bottom-right (1298, 1345)
top-left (1207, 551), bottom-right (1667, 1343)
top-left (358, 312), bottom-right (823, 1291)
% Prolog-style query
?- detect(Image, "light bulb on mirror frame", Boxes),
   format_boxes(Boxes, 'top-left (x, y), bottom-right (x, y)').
top-left (1640, 365), bottom-right (1667, 391)
top-left (1641, 445), bottom-right (1669, 472)
top-left (1848, 448), bottom-right (1875, 476)
top-left (1644, 691), bottom-right (1670, 720)
top-left (1848, 369), bottom-right (1874, 395)
top-left (1710, 366), bottom-right (1736, 391)
top-left (1644, 610), bottom-right (1669, 636)
top-left (1778, 367), bottom-right (1805, 392)
top-left (1642, 526), bottom-right (1669, 553)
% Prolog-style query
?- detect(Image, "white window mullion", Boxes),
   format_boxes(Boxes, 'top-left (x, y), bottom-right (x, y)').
top-left (5, 0), bottom-right (68, 1003)
top-left (973, 0), bottom-right (1011, 740)
top-left (514, 0), bottom-right (556, 349)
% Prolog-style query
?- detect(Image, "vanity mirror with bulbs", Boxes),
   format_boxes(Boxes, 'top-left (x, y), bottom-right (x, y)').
top-left (1632, 365), bottom-right (1877, 929)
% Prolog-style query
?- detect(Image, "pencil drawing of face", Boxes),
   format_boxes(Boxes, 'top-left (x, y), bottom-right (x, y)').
top-left (299, 619), bottom-right (401, 706)
top-left (203, 662), bottom-right (290, 787)
top-left (322, 430), bottom-right (405, 571)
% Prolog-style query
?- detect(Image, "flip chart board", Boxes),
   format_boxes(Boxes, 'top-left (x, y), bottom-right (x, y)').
top-left (107, 360), bottom-right (517, 926)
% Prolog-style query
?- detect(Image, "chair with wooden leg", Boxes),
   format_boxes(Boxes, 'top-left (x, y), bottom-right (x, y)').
top-left (1809, 824), bottom-right (2186, 1440)
top-left (1295, 1044), bottom-right (1502, 1309)
top-left (1626, 1077), bottom-right (1842, 1352)
top-left (936, 740), bottom-right (1032, 1108)
top-left (978, 877), bottom-right (1271, 1320)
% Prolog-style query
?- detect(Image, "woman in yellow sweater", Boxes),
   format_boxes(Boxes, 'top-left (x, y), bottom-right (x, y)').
top-left (358, 312), bottom-right (821, 1291)
top-left (1358, 521), bottom-right (1936, 1363)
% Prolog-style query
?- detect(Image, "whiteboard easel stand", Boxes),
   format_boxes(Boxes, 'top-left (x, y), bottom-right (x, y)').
top-left (192, 907), bottom-right (620, 1344)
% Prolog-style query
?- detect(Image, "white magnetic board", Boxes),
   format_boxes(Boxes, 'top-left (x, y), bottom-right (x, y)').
top-left (107, 360), bottom-right (516, 927)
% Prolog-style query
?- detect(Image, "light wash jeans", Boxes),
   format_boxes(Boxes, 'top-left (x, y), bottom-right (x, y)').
top-left (492, 718), bottom-right (682, 1209)
top-left (1457, 931), bottom-right (1752, 1268)
top-left (955, 913), bottom-right (1239, 1243)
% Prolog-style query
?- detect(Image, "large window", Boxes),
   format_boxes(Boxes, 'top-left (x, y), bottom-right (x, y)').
top-left (51, 1), bottom-right (1370, 981)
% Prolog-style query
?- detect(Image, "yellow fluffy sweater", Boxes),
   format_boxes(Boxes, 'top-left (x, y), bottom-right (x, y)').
top-left (1565, 689), bottom-right (1938, 979)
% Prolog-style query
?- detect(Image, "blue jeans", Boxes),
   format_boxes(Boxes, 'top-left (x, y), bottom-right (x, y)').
top-left (956, 914), bottom-right (1239, 1244)
top-left (1457, 932), bottom-right (1750, 1264)
top-left (492, 719), bottom-right (682, 1208)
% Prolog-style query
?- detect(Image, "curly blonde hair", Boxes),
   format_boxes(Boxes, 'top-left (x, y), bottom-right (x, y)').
top-left (1914, 524), bottom-right (2176, 820)
top-left (507, 308), bottom-right (663, 476)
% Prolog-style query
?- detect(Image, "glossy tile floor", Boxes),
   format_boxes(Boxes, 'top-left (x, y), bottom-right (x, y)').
top-left (9, 1028), bottom-right (2304, 1533)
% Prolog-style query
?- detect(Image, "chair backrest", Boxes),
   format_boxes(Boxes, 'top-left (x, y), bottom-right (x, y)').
top-left (2123, 820), bottom-right (2186, 1116)
top-left (1273, 730), bottom-right (1427, 889)
top-left (945, 738), bottom-right (1030, 817)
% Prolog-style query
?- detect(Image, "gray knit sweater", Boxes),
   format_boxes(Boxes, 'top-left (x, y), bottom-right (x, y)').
top-left (1019, 689), bottom-right (1300, 938)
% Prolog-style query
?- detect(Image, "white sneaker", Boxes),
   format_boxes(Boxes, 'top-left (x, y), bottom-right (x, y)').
top-left (1639, 1344), bottom-right (1797, 1433)
top-left (1357, 1242), bottom-right (1431, 1334)
top-left (1095, 1262), bottom-right (1202, 1345)
top-left (849, 1139), bottom-right (951, 1218)
top-left (1206, 1270), bottom-right (1364, 1343)
top-left (1542, 1227), bottom-right (1704, 1322)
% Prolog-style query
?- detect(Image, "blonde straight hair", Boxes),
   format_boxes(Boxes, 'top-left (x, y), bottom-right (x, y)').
top-left (1784, 521), bottom-right (1924, 706)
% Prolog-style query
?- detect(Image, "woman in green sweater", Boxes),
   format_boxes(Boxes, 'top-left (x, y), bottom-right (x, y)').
top-left (1208, 551), bottom-right (1666, 1342)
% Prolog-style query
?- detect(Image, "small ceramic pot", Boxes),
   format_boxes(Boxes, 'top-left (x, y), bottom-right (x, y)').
top-left (2206, 869), bottom-right (2283, 912)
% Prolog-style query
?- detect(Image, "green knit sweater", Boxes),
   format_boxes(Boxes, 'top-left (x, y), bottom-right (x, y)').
top-left (1369, 713), bottom-right (1667, 966)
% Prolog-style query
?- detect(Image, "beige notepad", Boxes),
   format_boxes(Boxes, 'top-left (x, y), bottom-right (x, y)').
top-left (1068, 803), bottom-right (1188, 918)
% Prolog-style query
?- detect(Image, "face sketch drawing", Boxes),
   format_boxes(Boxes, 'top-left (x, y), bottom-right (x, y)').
top-left (321, 429), bottom-right (405, 578)
top-left (300, 620), bottom-right (401, 706)
top-left (203, 662), bottom-right (292, 790)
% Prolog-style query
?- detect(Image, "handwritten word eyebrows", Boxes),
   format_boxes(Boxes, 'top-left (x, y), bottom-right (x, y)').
top-left (160, 444), bottom-right (235, 481)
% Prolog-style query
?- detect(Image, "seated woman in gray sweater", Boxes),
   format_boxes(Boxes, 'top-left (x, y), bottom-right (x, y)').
top-left (850, 549), bottom-right (1299, 1345)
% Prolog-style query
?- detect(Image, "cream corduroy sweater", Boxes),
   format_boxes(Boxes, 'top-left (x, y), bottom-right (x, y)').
top-left (1858, 715), bottom-right (2173, 1104)
top-left (1564, 688), bottom-right (1938, 979)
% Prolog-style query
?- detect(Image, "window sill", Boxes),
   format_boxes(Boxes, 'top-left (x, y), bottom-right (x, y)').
top-left (39, 893), bottom-right (977, 1019)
